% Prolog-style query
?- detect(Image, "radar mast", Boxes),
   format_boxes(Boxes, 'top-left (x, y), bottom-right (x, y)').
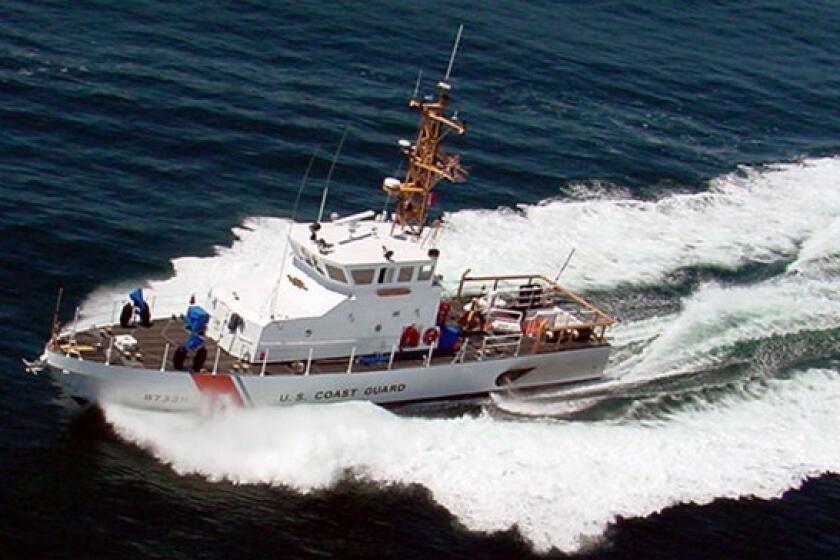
top-left (383, 26), bottom-right (468, 233)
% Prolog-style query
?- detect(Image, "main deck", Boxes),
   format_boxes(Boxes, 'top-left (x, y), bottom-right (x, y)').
top-left (53, 274), bottom-right (614, 377)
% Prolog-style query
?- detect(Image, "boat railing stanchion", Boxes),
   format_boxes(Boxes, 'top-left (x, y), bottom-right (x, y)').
top-left (219, 311), bottom-right (230, 343)
top-left (346, 346), bottom-right (356, 374)
top-left (514, 334), bottom-right (522, 357)
top-left (387, 343), bottom-right (397, 370)
top-left (212, 346), bottom-right (220, 375)
top-left (425, 342), bottom-right (435, 368)
top-left (305, 348), bottom-right (313, 376)
top-left (150, 295), bottom-right (156, 315)
top-left (105, 336), bottom-right (114, 366)
top-left (110, 300), bottom-right (117, 324)
top-left (160, 343), bottom-right (170, 372)
top-left (260, 349), bottom-right (269, 377)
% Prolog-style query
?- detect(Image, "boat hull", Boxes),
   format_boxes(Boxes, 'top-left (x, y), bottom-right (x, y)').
top-left (44, 345), bottom-right (611, 411)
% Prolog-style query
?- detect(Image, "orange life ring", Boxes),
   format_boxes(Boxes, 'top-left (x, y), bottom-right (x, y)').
top-left (422, 327), bottom-right (440, 346)
top-left (400, 325), bottom-right (420, 349)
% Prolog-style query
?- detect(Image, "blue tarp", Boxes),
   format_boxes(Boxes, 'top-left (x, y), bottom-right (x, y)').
top-left (185, 305), bottom-right (210, 334)
top-left (129, 288), bottom-right (148, 312)
top-left (439, 324), bottom-right (460, 351)
top-left (184, 333), bottom-right (205, 352)
top-left (359, 353), bottom-right (389, 365)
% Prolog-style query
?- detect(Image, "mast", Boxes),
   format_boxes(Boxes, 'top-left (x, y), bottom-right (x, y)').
top-left (383, 27), bottom-right (468, 233)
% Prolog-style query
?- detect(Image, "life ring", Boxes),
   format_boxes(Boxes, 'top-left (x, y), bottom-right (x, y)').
top-left (422, 327), bottom-right (439, 346)
top-left (192, 347), bottom-right (208, 371)
top-left (119, 303), bottom-right (133, 328)
top-left (172, 346), bottom-right (187, 371)
top-left (139, 305), bottom-right (152, 328)
top-left (400, 325), bottom-right (420, 349)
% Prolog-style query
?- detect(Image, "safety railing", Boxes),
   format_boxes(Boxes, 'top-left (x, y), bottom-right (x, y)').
top-left (477, 333), bottom-right (523, 360)
top-left (60, 291), bottom-right (200, 338)
top-left (456, 271), bottom-right (614, 328)
top-left (56, 274), bottom-right (613, 377)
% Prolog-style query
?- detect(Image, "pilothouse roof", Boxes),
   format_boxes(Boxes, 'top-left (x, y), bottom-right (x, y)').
top-left (289, 217), bottom-right (433, 267)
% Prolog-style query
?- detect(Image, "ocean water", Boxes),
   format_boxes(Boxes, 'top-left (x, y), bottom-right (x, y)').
top-left (2, 1), bottom-right (840, 558)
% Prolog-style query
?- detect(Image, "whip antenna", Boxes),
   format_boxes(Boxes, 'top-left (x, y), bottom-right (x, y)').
top-left (444, 24), bottom-right (464, 81)
top-left (555, 248), bottom-right (576, 281)
top-left (294, 147), bottom-right (320, 224)
top-left (268, 147), bottom-right (320, 316)
top-left (412, 69), bottom-right (423, 98)
top-left (49, 286), bottom-right (64, 339)
top-left (317, 127), bottom-right (349, 223)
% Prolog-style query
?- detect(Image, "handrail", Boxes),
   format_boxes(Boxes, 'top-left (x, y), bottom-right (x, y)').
top-left (261, 338), bottom-right (357, 348)
top-left (455, 273), bottom-right (615, 326)
top-left (478, 333), bottom-right (523, 360)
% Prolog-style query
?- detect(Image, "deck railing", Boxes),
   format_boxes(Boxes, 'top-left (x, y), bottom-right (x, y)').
top-left (455, 271), bottom-right (615, 338)
top-left (61, 292), bottom-right (199, 338)
top-left (477, 333), bottom-right (523, 360)
top-left (57, 273), bottom-right (614, 376)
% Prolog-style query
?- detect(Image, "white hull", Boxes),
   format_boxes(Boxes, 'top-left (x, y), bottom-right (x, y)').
top-left (44, 345), bottom-right (611, 411)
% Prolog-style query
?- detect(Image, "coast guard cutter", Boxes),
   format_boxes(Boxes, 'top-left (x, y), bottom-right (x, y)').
top-left (27, 32), bottom-right (615, 411)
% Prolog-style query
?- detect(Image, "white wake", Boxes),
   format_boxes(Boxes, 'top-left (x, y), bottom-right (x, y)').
top-left (91, 157), bottom-right (840, 552)
top-left (81, 157), bottom-right (840, 315)
top-left (437, 157), bottom-right (840, 290)
top-left (106, 369), bottom-right (840, 553)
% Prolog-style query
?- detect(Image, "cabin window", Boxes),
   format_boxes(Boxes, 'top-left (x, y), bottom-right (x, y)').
top-left (326, 264), bottom-right (347, 283)
top-left (313, 258), bottom-right (326, 276)
top-left (418, 264), bottom-right (434, 281)
top-left (351, 269), bottom-right (374, 285)
top-left (397, 266), bottom-right (414, 283)
top-left (378, 267), bottom-right (395, 284)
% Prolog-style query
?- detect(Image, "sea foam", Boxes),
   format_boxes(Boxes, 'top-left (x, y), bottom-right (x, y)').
top-left (436, 157), bottom-right (840, 290)
top-left (105, 369), bottom-right (840, 553)
top-left (95, 157), bottom-right (840, 552)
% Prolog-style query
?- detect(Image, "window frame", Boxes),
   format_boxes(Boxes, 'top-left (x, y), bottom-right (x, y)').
top-left (397, 266), bottom-right (414, 283)
top-left (378, 267), bottom-right (395, 285)
top-left (325, 263), bottom-right (348, 284)
top-left (351, 268), bottom-right (375, 285)
top-left (417, 263), bottom-right (434, 282)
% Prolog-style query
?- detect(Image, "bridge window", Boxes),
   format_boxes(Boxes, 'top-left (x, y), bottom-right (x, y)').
top-left (326, 264), bottom-right (347, 283)
top-left (378, 267), bottom-right (395, 284)
top-left (418, 264), bottom-right (434, 281)
top-left (398, 266), bottom-right (413, 283)
top-left (351, 269), bottom-right (374, 285)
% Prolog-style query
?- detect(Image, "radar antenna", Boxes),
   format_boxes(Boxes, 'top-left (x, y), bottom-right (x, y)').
top-left (383, 26), bottom-right (468, 233)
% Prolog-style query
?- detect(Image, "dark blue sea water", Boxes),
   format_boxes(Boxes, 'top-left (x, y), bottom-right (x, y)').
top-left (2, 1), bottom-right (840, 558)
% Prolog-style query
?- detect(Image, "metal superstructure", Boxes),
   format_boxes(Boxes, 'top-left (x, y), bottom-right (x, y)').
top-left (383, 30), bottom-right (468, 233)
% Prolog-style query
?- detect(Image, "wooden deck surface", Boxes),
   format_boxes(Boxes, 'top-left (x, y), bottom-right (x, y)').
top-left (61, 294), bottom-right (607, 376)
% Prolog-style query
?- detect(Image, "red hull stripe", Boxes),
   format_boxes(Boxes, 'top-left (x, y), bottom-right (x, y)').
top-left (190, 373), bottom-right (245, 407)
